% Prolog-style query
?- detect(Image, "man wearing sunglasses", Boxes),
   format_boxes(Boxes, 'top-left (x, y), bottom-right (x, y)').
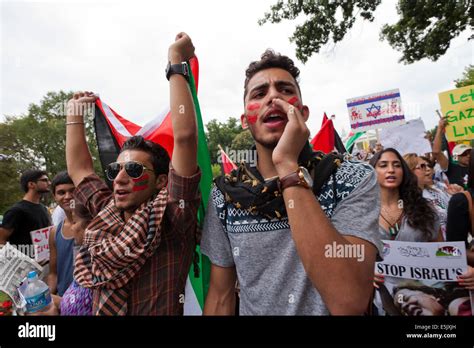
top-left (65, 32), bottom-right (201, 315)
top-left (0, 170), bottom-right (52, 253)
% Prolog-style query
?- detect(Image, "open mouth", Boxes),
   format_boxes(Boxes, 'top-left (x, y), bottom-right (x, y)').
top-left (115, 189), bottom-right (130, 200)
top-left (385, 176), bottom-right (397, 182)
top-left (262, 110), bottom-right (288, 128)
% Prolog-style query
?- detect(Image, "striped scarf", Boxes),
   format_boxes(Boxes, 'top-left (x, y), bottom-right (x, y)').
top-left (74, 188), bottom-right (168, 315)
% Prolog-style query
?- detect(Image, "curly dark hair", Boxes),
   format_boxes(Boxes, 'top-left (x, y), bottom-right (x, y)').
top-left (244, 49), bottom-right (301, 101)
top-left (369, 148), bottom-right (438, 239)
top-left (120, 136), bottom-right (170, 177)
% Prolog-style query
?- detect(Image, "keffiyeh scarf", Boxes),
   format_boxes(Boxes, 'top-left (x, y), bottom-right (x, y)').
top-left (74, 188), bottom-right (168, 315)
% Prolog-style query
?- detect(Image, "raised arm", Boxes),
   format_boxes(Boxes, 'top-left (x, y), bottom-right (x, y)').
top-left (66, 92), bottom-right (98, 186)
top-left (432, 118), bottom-right (449, 171)
top-left (168, 33), bottom-right (198, 177)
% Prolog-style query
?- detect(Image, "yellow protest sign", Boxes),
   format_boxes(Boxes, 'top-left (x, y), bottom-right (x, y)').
top-left (438, 84), bottom-right (474, 141)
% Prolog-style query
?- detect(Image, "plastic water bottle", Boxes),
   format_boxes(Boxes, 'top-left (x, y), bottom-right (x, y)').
top-left (22, 271), bottom-right (52, 313)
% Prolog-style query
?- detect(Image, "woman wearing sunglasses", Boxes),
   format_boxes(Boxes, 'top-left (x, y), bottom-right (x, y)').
top-left (64, 32), bottom-right (202, 316)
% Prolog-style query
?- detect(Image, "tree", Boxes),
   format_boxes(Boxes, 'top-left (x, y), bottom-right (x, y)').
top-left (259, 0), bottom-right (473, 64)
top-left (0, 91), bottom-right (103, 213)
top-left (231, 129), bottom-right (254, 151)
top-left (205, 117), bottom-right (243, 164)
top-left (455, 65), bottom-right (474, 88)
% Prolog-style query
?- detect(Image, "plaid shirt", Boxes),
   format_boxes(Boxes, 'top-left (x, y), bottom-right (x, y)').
top-left (75, 166), bottom-right (201, 315)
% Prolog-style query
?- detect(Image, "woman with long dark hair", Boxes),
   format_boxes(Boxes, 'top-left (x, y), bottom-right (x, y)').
top-left (369, 148), bottom-right (441, 315)
top-left (369, 148), bottom-right (440, 242)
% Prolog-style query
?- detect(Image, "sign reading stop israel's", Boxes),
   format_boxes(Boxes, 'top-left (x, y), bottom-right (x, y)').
top-left (438, 85), bottom-right (474, 141)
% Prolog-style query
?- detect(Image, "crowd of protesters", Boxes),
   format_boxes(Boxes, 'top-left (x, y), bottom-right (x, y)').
top-left (0, 32), bottom-right (473, 316)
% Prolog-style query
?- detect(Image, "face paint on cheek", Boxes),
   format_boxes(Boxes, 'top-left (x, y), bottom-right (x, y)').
top-left (287, 96), bottom-right (302, 111)
top-left (247, 114), bottom-right (258, 124)
top-left (132, 173), bottom-right (150, 192)
top-left (246, 103), bottom-right (261, 112)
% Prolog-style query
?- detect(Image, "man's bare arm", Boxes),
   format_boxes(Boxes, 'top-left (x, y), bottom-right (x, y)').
top-left (168, 33), bottom-right (198, 177)
top-left (432, 118), bottom-right (449, 170)
top-left (272, 98), bottom-right (376, 315)
top-left (66, 92), bottom-right (98, 186)
top-left (46, 226), bottom-right (58, 294)
top-left (203, 264), bottom-right (237, 315)
top-left (0, 227), bottom-right (12, 245)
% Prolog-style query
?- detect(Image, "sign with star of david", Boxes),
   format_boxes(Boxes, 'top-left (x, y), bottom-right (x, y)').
top-left (346, 88), bottom-right (405, 132)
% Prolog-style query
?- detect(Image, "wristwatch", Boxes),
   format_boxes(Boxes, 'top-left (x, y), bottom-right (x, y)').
top-left (279, 167), bottom-right (313, 191)
top-left (165, 61), bottom-right (189, 81)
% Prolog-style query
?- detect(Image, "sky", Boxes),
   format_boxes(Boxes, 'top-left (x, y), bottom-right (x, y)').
top-left (1, 0), bottom-right (473, 138)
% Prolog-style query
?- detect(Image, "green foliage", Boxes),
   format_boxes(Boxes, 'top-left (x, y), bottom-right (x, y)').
top-left (455, 65), bottom-right (474, 88)
top-left (211, 164), bottom-right (221, 179)
top-left (205, 117), bottom-right (243, 164)
top-left (231, 129), bottom-right (254, 151)
top-left (0, 91), bottom-right (103, 213)
top-left (259, 0), bottom-right (473, 64)
top-left (381, 1), bottom-right (473, 64)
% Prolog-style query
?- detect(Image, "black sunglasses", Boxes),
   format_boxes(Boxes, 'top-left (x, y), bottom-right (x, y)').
top-left (105, 161), bottom-right (154, 181)
top-left (36, 178), bottom-right (50, 183)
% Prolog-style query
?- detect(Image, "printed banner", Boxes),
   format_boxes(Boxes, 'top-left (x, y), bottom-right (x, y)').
top-left (438, 84), bottom-right (474, 141)
top-left (374, 240), bottom-right (473, 316)
top-left (379, 118), bottom-right (432, 156)
top-left (347, 89), bottom-right (405, 132)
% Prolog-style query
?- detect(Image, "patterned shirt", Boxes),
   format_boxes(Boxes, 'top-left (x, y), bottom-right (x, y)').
top-left (74, 166), bottom-right (201, 315)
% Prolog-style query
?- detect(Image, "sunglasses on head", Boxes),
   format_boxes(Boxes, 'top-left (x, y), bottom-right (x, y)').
top-left (415, 163), bottom-right (428, 170)
top-left (105, 161), bottom-right (154, 181)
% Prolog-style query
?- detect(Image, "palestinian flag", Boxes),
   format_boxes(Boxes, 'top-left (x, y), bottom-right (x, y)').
top-left (310, 113), bottom-right (346, 154)
top-left (344, 131), bottom-right (365, 154)
top-left (218, 145), bottom-right (237, 175)
top-left (93, 57), bottom-right (211, 315)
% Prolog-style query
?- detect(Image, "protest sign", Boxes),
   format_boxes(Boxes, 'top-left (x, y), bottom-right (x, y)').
top-left (374, 240), bottom-right (472, 316)
top-left (29, 226), bottom-right (53, 263)
top-left (438, 84), bottom-right (474, 141)
top-left (347, 89), bottom-right (405, 132)
top-left (379, 118), bottom-right (432, 156)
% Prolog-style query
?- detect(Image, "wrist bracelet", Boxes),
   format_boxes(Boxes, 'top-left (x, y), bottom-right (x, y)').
top-left (66, 121), bottom-right (85, 125)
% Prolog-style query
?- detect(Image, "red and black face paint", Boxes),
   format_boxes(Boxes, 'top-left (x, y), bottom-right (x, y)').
top-left (132, 173), bottom-right (150, 192)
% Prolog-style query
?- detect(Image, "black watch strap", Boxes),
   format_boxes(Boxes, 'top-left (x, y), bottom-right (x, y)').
top-left (166, 62), bottom-right (189, 81)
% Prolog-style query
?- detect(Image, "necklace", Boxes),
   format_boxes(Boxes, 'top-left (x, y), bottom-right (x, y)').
top-left (380, 206), bottom-right (404, 238)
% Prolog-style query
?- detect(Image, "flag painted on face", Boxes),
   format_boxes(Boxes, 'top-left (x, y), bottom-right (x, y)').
top-left (93, 56), bottom-right (211, 315)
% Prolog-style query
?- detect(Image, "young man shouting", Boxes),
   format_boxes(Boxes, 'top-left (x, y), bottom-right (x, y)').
top-left (201, 50), bottom-right (383, 315)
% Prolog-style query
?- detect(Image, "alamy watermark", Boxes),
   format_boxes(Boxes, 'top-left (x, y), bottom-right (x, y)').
top-left (324, 241), bottom-right (365, 262)
top-left (217, 147), bottom-right (257, 167)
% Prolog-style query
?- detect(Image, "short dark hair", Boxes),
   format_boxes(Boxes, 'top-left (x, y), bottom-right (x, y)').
top-left (244, 49), bottom-right (301, 100)
top-left (120, 136), bottom-right (170, 176)
top-left (20, 169), bottom-right (48, 193)
top-left (468, 147), bottom-right (474, 189)
top-left (51, 171), bottom-right (74, 194)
